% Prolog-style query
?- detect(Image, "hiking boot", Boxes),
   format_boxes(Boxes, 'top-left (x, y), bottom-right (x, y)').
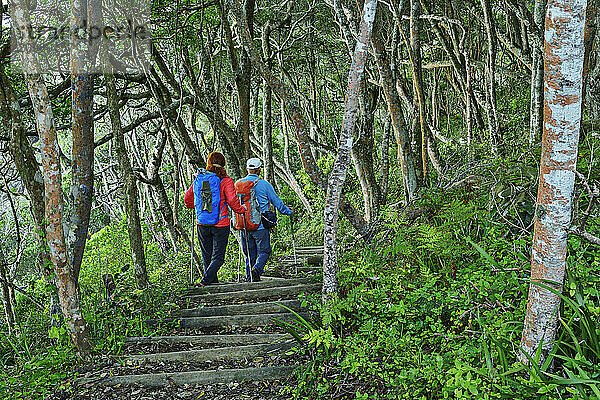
top-left (251, 268), bottom-right (261, 282)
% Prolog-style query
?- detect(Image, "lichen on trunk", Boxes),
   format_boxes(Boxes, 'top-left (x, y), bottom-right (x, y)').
top-left (519, 0), bottom-right (588, 365)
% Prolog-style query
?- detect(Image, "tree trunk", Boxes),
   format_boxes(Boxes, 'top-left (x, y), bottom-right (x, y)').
top-left (149, 47), bottom-right (207, 170)
top-left (466, 48), bottom-right (474, 153)
top-left (582, 0), bottom-right (598, 112)
top-left (410, 0), bottom-right (427, 177)
top-left (0, 247), bottom-right (16, 335)
top-left (519, 0), bottom-right (587, 365)
top-left (372, 38), bottom-right (420, 201)
top-left (68, 0), bottom-right (95, 281)
top-left (277, 111), bottom-right (315, 214)
top-left (153, 176), bottom-right (181, 250)
top-left (9, 0), bottom-right (91, 358)
top-left (529, 0), bottom-right (546, 144)
top-left (274, 164), bottom-right (315, 214)
top-left (0, 68), bottom-right (61, 326)
top-left (586, 4), bottom-right (600, 121)
top-left (104, 65), bottom-right (149, 289)
top-left (168, 135), bottom-right (182, 230)
top-left (139, 130), bottom-right (180, 250)
top-left (0, 61), bottom-right (51, 279)
top-left (480, 0), bottom-right (500, 154)
top-left (216, 0), bottom-right (251, 175)
top-left (323, 0), bottom-right (377, 302)
top-left (143, 185), bottom-right (171, 254)
top-left (331, 0), bottom-right (355, 54)
top-left (262, 22), bottom-right (275, 183)
top-left (352, 88), bottom-right (381, 222)
top-left (228, 0), bottom-right (369, 237)
top-left (380, 114), bottom-right (391, 205)
top-left (237, 0), bottom-right (254, 161)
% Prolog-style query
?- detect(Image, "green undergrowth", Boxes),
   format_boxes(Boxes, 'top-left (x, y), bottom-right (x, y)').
top-left (287, 184), bottom-right (600, 399)
top-left (0, 209), bottom-right (321, 399)
top-left (0, 342), bottom-right (76, 399)
top-left (1, 218), bottom-right (196, 398)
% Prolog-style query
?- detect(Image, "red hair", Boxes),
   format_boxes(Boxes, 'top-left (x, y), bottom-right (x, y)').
top-left (206, 152), bottom-right (228, 179)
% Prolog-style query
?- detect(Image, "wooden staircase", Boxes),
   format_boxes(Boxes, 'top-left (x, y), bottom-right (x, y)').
top-left (77, 246), bottom-right (324, 393)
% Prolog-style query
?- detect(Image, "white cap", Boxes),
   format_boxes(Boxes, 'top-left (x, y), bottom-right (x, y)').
top-left (246, 158), bottom-right (262, 169)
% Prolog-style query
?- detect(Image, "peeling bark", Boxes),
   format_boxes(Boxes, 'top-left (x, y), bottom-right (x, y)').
top-left (519, 0), bottom-right (588, 365)
top-left (9, 0), bottom-right (91, 358)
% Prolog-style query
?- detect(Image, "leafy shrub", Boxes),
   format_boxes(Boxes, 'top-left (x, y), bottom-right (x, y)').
top-left (289, 184), bottom-right (600, 399)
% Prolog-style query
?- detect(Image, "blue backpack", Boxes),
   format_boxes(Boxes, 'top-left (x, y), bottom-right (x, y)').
top-left (193, 169), bottom-right (223, 226)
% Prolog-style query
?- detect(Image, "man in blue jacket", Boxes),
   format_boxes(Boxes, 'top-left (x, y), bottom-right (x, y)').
top-left (238, 158), bottom-right (293, 282)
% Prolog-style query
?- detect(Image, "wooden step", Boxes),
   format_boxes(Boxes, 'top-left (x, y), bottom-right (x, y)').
top-left (125, 333), bottom-right (288, 347)
top-left (263, 267), bottom-right (322, 277)
top-left (279, 256), bottom-right (323, 264)
top-left (123, 342), bottom-right (293, 365)
top-left (173, 299), bottom-right (303, 317)
top-left (292, 251), bottom-right (324, 257)
top-left (184, 277), bottom-right (316, 295)
top-left (147, 312), bottom-right (312, 330)
top-left (79, 366), bottom-right (295, 387)
top-left (183, 283), bottom-right (321, 303)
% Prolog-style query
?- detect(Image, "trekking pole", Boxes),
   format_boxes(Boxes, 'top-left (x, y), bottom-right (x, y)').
top-left (243, 217), bottom-right (253, 283)
top-left (235, 229), bottom-right (243, 283)
top-left (290, 211), bottom-right (298, 276)
top-left (190, 217), bottom-right (195, 285)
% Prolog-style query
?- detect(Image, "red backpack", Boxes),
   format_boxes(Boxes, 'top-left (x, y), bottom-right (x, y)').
top-left (234, 179), bottom-right (262, 231)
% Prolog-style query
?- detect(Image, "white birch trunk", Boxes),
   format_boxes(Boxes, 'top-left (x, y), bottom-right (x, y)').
top-left (519, 0), bottom-right (588, 364)
top-left (322, 0), bottom-right (377, 302)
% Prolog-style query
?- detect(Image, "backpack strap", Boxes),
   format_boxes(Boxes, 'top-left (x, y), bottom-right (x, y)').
top-left (218, 202), bottom-right (228, 220)
top-left (217, 179), bottom-right (229, 220)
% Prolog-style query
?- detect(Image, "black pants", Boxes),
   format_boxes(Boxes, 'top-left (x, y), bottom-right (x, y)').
top-left (197, 225), bottom-right (230, 285)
